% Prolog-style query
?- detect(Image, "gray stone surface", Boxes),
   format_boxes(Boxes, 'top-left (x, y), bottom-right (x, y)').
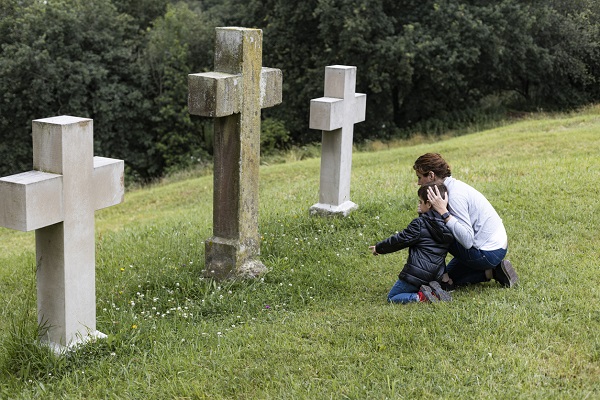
top-left (188, 27), bottom-right (282, 279)
top-left (309, 65), bottom-right (366, 217)
top-left (0, 116), bottom-right (124, 352)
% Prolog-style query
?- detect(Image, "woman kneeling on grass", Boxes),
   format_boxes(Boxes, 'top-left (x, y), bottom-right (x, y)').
top-left (369, 183), bottom-right (454, 303)
top-left (414, 153), bottom-right (518, 289)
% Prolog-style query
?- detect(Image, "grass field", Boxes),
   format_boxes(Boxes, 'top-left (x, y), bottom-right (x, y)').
top-left (1, 105), bottom-right (600, 399)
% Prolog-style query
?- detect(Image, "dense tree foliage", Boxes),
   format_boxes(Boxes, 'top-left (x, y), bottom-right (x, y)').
top-left (1, 0), bottom-right (598, 181)
top-left (245, 0), bottom-right (600, 139)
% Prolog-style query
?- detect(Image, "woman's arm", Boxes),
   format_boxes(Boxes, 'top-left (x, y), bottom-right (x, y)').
top-left (428, 185), bottom-right (475, 248)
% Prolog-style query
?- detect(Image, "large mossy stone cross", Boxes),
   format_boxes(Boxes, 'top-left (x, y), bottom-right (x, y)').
top-left (189, 27), bottom-right (282, 279)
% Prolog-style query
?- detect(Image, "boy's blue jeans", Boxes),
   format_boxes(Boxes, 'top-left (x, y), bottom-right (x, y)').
top-left (387, 279), bottom-right (420, 304)
top-left (446, 241), bottom-right (507, 286)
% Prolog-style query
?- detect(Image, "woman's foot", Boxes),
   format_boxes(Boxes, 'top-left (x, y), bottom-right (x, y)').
top-left (493, 260), bottom-right (519, 287)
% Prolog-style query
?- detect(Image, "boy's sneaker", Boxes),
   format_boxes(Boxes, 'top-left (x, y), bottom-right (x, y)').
top-left (419, 285), bottom-right (439, 302)
top-left (493, 260), bottom-right (518, 288)
top-left (429, 281), bottom-right (452, 302)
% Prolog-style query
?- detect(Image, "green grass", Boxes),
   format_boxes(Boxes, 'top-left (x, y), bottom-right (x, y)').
top-left (1, 105), bottom-right (600, 399)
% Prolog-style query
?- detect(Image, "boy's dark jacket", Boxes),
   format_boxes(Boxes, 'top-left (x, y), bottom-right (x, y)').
top-left (375, 210), bottom-right (454, 287)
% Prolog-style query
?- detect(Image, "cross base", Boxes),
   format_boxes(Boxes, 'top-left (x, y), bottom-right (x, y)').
top-left (205, 237), bottom-right (267, 279)
top-left (309, 201), bottom-right (358, 217)
top-left (43, 330), bottom-right (107, 356)
top-left (236, 259), bottom-right (268, 279)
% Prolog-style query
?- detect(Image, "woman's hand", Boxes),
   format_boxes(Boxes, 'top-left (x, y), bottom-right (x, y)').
top-left (427, 185), bottom-right (449, 215)
top-left (369, 245), bottom-right (378, 256)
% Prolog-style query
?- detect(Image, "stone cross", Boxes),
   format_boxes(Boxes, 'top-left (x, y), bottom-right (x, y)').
top-left (0, 116), bottom-right (124, 352)
top-left (188, 27), bottom-right (282, 279)
top-left (309, 65), bottom-right (366, 217)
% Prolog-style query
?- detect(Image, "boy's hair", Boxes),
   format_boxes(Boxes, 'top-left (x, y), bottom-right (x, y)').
top-left (413, 153), bottom-right (452, 178)
top-left (418, 183), bottom-right (448, 203)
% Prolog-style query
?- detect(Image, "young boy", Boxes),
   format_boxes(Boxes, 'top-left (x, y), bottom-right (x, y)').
top-left (369, 183), bottom-right (454, 303)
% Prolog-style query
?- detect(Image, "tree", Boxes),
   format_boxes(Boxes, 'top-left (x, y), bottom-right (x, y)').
top-left (231, 0), bottom-right (600, 140)
top-left (113, 0), bottom-right (169, 30)
top-left (524, 1), bottom-right (600, 108)
top-left (0, 0), bottom-right (146, 177)
top-left (140, 2), bottom-right (216, 175)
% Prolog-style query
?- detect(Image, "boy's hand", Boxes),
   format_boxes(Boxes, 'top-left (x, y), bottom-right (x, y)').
top-left (369, 245), bottom-right (379, 255)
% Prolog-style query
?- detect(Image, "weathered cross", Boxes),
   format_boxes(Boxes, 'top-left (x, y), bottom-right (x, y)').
top-left (309, 65), bottom-right (366, 217)
top-left (0, 116), bottom-right (124, 352)
top-left (188, 27), bottom-right (282, 279)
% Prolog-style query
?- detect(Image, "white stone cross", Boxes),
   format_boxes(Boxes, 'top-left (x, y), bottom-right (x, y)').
top-left (309, 65), bottom-right (366, 217)
top-left (0, 116), bottom-right (124, 352)
top-left (188, 27), bottom-right (282, 279)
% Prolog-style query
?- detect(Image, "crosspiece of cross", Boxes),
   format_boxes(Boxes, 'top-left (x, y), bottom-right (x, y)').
top-left (0, 116), bottom-right (124, 352)
top-left (188, 27), bottom-right (282, 279)
top-left (309, 65), bottom-right (366, 216)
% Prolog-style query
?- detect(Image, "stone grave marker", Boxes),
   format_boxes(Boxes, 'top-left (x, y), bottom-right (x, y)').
top-left (188, 27), bottom-right (282, 279)
top-left (309, 65), bottom-right (366, 217)
top-left (0, 116), bottom-right (124, 352)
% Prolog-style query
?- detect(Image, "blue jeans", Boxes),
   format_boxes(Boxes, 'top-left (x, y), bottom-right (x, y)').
top-left (446, 241), bottom-right (507, 286)
top-left (387, 279), bottom-right (420, 304)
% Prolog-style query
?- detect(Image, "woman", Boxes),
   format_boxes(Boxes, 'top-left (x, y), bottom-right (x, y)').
top-left (413, 153), bottom-right (518, 288)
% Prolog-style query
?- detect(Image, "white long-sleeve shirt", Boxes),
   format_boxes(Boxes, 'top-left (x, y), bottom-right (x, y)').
top-left (444, 177), bottom-right (507, 251)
